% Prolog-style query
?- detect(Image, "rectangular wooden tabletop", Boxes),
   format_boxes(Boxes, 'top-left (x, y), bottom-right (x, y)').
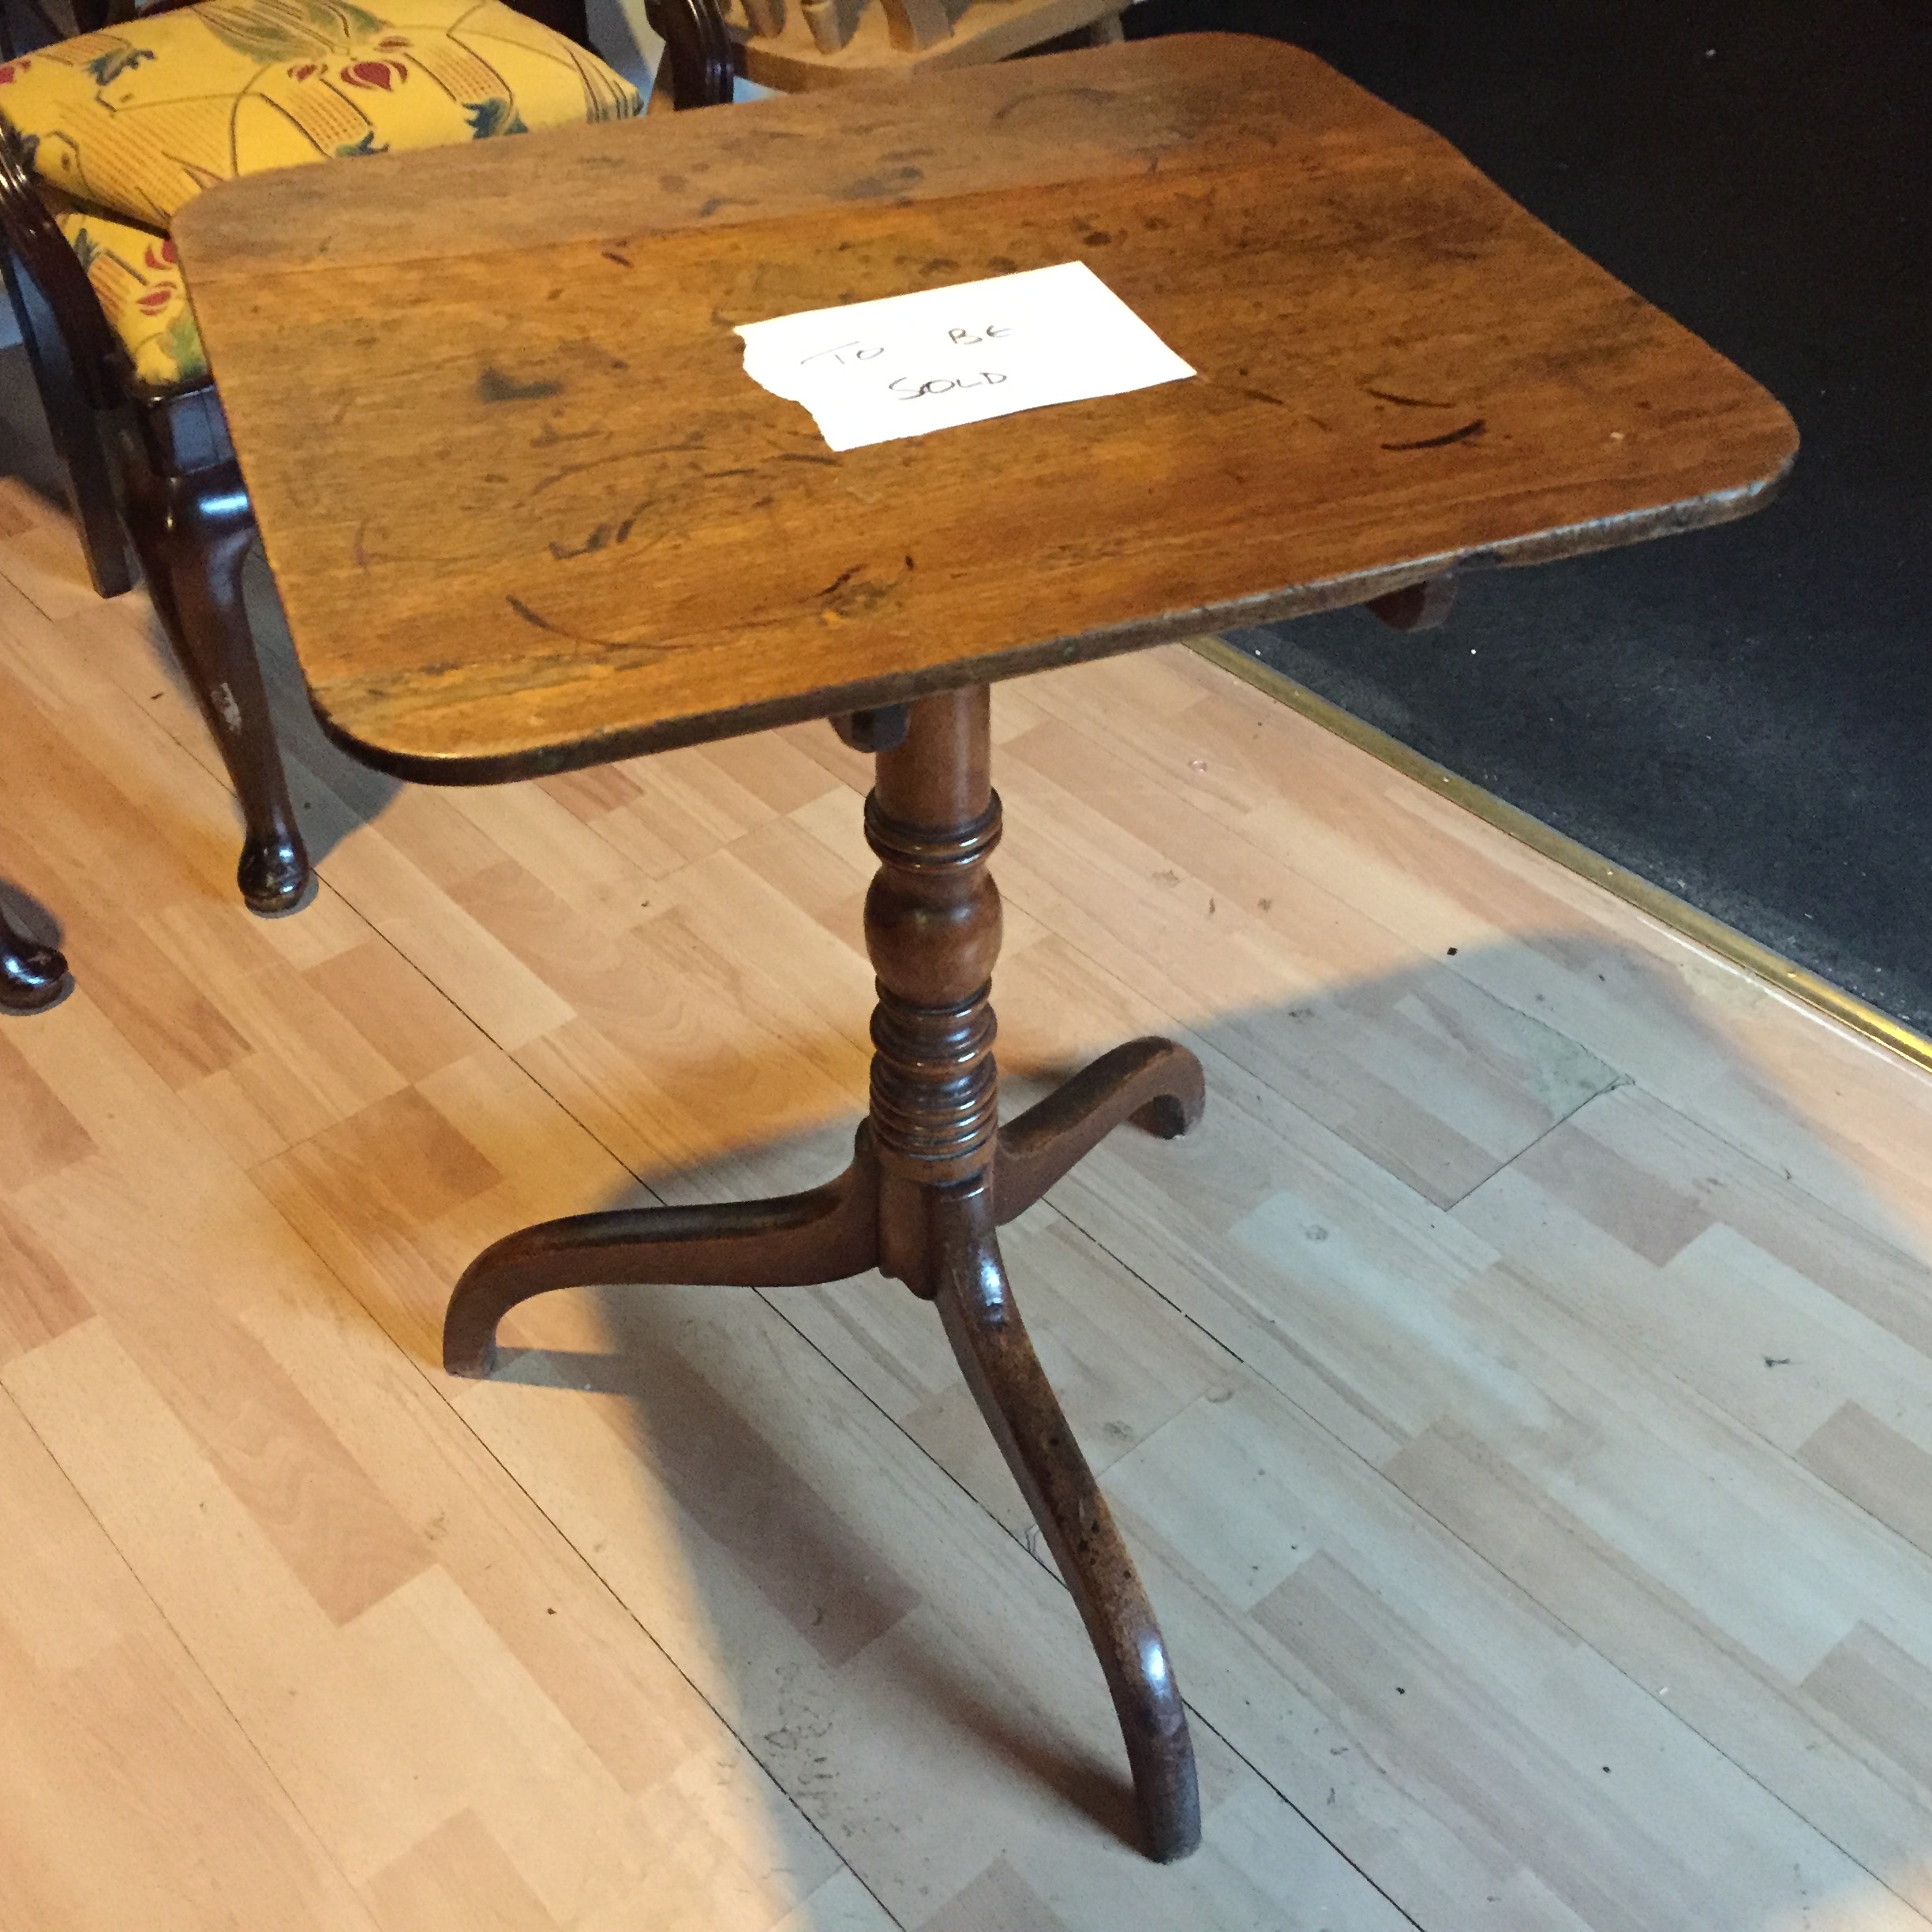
top-left (175, 34), bottom-right (1796, 783)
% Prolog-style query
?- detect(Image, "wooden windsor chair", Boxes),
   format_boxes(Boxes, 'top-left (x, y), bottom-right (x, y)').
top-left (704, 0), bottom-right (1137, 99)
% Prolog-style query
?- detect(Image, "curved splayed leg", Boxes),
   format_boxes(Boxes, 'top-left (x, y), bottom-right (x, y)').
top-left (444, 1137), bottom-right (879, 1377)
top-left (994, 1036), bottom-right (1204, 1223)
top-left (927, 1178), bottom-right (1201, 1863)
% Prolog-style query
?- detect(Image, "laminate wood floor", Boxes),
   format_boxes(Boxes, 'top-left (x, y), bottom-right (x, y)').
top-left (2, 477), bottom-right (1930, 1931)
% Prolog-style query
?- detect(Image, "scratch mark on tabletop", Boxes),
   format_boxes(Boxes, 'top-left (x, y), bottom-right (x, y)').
top-left (1383, 417), bottom-right (1485, 451)
top-left (546, 497), bottom-right (660, 558)
top-left (991, 85), bottom-right (1112, 123)
top-left (530, 420), bottom-right (601, 448)
top-left (549, 520), bottom-right (623, 561)
top-left (508, 593), bottom-right (569, 633)
top-left (1364, 384), bottom-right (1458, 409)
top-left (531, 451), bottom-right (636, 494)
top-left (478, 367), bottom-right (564, 402)
top-left (817, 555), bottom-right (914, 617)
top-left (504, 594), bottom-right (672, 656)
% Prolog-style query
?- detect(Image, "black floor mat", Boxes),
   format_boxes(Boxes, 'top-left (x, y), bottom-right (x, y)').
top-left (1128, 1), bottom-right (1932, 1032)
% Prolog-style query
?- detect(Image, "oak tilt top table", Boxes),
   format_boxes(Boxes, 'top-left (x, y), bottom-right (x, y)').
top-left (178, 35), bottom-right (1796, 1863)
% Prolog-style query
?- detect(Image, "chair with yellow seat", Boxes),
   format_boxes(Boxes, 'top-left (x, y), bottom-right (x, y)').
top-left (0, 0), bottom-right (732, 911)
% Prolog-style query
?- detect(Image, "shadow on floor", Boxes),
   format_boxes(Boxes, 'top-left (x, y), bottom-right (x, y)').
top-left (406, 934), bottom-right (1932, 1930)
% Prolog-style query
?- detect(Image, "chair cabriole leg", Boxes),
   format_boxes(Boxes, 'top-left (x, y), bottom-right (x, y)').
top-left (125, 454), bottom-right (310, 915)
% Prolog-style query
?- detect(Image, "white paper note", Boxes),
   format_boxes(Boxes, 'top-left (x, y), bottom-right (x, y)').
top-left (733, 261), bottom-right (1196, 453)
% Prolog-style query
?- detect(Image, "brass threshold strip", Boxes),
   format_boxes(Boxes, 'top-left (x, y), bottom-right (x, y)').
top-left (1189, 633), bottom-right (1932, 1080)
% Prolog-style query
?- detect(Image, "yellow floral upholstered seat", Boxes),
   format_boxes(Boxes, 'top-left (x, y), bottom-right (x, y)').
top-left (0, 0), bottom-right (639, 386)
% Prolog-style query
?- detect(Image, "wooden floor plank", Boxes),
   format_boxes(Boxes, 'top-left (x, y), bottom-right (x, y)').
top-left (0, 1385), bottom-right (383, 1932)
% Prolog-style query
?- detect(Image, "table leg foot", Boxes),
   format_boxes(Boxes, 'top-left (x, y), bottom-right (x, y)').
top-left (995, 1037), bottom-right (1204, 1223)
top-left (444, 1137), bottom-right (880, 1377)
top-left (930, 1178), bottom-right (1202, 1863)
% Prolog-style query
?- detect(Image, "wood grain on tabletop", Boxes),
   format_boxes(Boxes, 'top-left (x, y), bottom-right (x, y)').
top-left (3, 462), bottom-right (1931, 1925)
top-left (174, 35), bottom-right (1795, 781)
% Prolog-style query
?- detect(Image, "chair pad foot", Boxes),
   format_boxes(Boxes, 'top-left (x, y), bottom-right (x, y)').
top-left (239, 837), bottom-right (313, 916)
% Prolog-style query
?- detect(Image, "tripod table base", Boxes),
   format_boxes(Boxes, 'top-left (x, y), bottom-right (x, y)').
top-left (441, 685), bottom-right (1205, 1863)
